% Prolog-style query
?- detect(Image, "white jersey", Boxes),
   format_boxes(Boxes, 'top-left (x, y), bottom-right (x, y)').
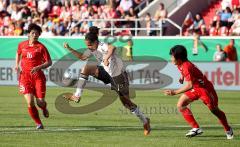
top-left (83, 42), bottom-right (123, 77)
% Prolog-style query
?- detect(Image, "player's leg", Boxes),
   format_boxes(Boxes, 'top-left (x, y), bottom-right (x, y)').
top-left (192, 33), bottom-right (199, 55)
top-left (201, 86), bottom-right (233, 139)
top-left (34, 74), bottom-right (49, 118)
top-left (64, 64), bottom-right (98, 102)
top-left (193, 33), bottom-right (208, 55)
top-left (118, 93), bottom-right (147, 125)
top-left (24, 94), bottom-right (43, 129)
top-left (177, 94), bottom-right (203, 137)
top-left (119, 94), bottom-right (151, 136)
top-left (19, 73), bottom-right (43, 129)
top-left (113, 72), bottom-right (150, 135)
top-left (210, 107), bottom-right (233, 139)
top-left (36, 98), bottom-right (49, 118)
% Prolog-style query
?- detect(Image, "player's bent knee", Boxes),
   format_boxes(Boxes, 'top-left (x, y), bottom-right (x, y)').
top-left (177, 101), bottom-right (188, 111)
top-left (177, 104), bottom-right (185, 111)
top-left (177, 94), bottom-right (192, 110)
top-left (176, 100), bottom-right (184, 110)
top-left (24, 94), bottom-right (35, 107)
top-left (36, 98), bottom-right (44, 102)
top-left (176, 103), bottom-right (181, 110)
top-left (36, 98), bottom-right (46, 106)
top-left (27, 101), bottom-right (35, 107)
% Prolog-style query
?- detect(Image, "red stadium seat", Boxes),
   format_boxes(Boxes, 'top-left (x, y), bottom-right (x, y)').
top-left (228, 28), bottom-right (233, 35)
top-left (220, 26), bottom-right (229, 36)
top-left (209, 27), bottom-right (218, 36)
top-left (117, 30), bottom-right (131, 36)
top-left (49, 5), bottom-right (61, 17)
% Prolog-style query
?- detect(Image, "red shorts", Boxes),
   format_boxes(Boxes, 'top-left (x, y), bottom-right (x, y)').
top-left (19, 71), bottom-right (46, 98)
top-left (184, 83), bottom-right (218, 110)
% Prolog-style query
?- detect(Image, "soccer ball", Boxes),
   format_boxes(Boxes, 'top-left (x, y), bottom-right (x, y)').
top-left (62, 71), bottom-right (78, 87)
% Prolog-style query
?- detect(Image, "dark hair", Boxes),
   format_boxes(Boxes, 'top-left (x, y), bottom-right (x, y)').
top-left (28, 23), bottom-right (42, 34)
top-left (89, 26), bottom-right (99, 35)
top-left (195, 13), bottom-right (203, 21)
top-left (85, 32), bottom-right (98, 43)
top-left (169, 45), bottom-right (188, 61)
top-left (226, 7), bottom-right (232, 14)
top-left (159, 3), bottom-right (164, 8)
top-left (146, 12), bottom-right (151, 17)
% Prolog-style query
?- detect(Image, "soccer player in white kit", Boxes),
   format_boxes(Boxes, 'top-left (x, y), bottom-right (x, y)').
top-left (63, 30), bottom-right (151, 136)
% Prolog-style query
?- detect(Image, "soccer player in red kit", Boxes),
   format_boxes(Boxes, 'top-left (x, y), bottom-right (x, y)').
top-left (164, 45), bottom-right (233, 139)
top-left (15, 23), bottom-right (52, 129)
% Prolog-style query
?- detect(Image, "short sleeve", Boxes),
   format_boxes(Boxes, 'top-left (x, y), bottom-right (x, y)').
top-left (83, 49), bottom-right (92, 58)
top-left (182, 64), bottom-right (192, 81)
top-left (41, 45), bottom-right (51, 62)
top-left (98, 42), bottom-right (108, 53)
top-left (101, 43), bottom-right (108, 52)
top-left (17, 43), bottom-right (22, 55)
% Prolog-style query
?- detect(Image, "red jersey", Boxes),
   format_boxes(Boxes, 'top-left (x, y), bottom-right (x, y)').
top-left (17, 40), bottom-right (51, 72)
top-left (177, 61), bottom-right (210, 88)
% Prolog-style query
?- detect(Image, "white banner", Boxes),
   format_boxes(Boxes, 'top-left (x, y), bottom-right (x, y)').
top-left (0, 60), bottom-right (239, 90)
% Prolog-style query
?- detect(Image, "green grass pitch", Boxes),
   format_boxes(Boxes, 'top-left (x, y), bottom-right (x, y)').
top-left (0, 86), bottom-right (239, 147)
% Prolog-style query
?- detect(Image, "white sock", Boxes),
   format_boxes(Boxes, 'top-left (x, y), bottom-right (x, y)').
top-left (192, 48), bottom-right (198, 54)
top-left (131, 107), bottom-right (147, 124)
top-left (74, 77), bottom-right (87, 97)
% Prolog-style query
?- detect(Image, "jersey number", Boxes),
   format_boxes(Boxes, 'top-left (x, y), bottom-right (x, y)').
top-left (27, 52), bottom-right (32, 58)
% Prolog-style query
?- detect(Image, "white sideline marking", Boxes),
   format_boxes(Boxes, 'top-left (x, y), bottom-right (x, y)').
top-left (0, 127), bottom-right (97, 134)
top-left (0, 124), bottom-right (240, 134)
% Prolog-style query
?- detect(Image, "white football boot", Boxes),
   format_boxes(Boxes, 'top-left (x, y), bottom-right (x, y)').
top-left (186, 128), bottom-right (203, 138)
top-left (226, 127), bottom-right (234, 140)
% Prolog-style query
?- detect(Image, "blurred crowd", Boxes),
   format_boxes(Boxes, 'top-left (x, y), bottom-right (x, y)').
top-left (213, 39), bottom-right (238, 61)
top-left (0, 0), bottom-right (144, 36)
top-left (183, 0), bottom-right (240, 36)
top-left (144, 2), bottom-right (168, 36)
top-left (1, 0), bottom-right (239, 37)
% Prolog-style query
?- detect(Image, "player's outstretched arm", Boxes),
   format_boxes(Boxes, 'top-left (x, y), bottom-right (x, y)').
top-left (174, 81), bottom-right (192, 94)
top-left (31, 59), bottom-right (52, 74)
top-left (164, 81), bottom-right (192, 96)
top-left (63, 42), bottom-right (88, 61)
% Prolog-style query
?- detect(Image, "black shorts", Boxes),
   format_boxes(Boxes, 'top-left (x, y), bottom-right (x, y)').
top-left (95, 66), bottom-right (129, 96)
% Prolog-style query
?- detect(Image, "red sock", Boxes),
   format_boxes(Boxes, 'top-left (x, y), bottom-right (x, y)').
top-left (213, 110), bottom-right (230, 131)
top-left (28, 106), bottom-right (42, 125)
top-left (180, 108), bottom-right (199, 128)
